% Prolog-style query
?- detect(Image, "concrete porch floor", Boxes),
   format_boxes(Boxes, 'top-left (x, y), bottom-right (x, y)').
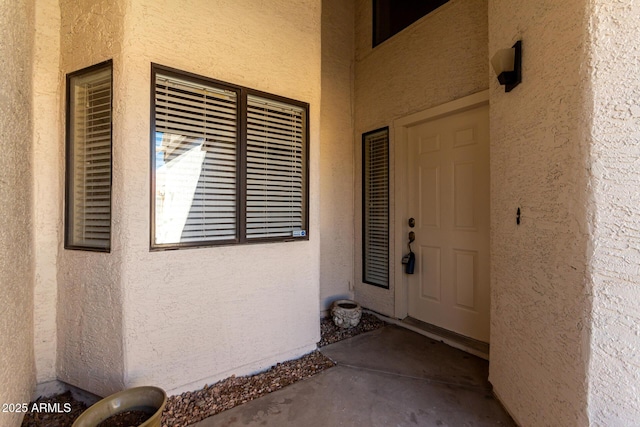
top-left (193, 325), bottom-right (515, 426)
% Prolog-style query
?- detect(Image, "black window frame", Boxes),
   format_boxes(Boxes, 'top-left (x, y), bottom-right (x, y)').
top-left (362, 126), bottom-right (390, 288)
top-left (150, 64), bottom-right (310, 250)
top-left (64, 59), bottom-right (114, 252)
top-left (373, 0), bottom-right (450, 48)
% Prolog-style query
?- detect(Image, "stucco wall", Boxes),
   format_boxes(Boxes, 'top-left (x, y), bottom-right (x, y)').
top-left (33, 0), bottom-right (62, 387)
top-left (488, 1), bottom-right (592, 425)
top-left (57, 0), bottom-right (126, 397)
top-left (319, 0), bottom-right (355, 313)
top-left (0, 0), bottom-right (36, 425)
top-left (588, 0), bottom-right (640, 424)
top-left (353, 0), bottom-right (488, 316)
top-left (117, 0), bottom-right (321, 394)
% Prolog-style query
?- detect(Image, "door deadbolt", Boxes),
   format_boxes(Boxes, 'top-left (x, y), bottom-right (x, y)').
top-left (408, 231), bottom-right (415, 243)
top-left (408, 217), bottom-right (415, 228)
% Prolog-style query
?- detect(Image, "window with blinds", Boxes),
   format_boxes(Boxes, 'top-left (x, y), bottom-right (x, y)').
top-left (153, 73), bottom-right (238, 246)
top-left (362, 127), bottom-right (389, 288)
top-left (150, 65), bottom-right (308, 249)
top-left (65, 61), bottom-right (113, 251)
top-left (246, 95), bottom-right (306, 239)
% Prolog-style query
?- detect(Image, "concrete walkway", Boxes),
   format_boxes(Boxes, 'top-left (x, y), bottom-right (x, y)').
top-left (193, 325), bottom-right (515, 426)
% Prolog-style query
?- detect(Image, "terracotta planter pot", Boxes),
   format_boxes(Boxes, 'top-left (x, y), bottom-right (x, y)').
top-left (72, 386), bottom-right (166, 427)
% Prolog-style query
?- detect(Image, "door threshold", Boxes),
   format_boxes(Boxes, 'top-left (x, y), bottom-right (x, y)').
top-left (366, 311), bottom-right (489, 360)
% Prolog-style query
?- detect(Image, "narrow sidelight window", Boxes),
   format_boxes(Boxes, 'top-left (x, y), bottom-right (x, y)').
top-left (362, 127), bottom-right (389, 288)
top-left (65, 60), bottom-right (113, 251)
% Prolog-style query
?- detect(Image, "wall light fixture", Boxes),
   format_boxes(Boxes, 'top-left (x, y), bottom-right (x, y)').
top-left (491, 40), bottom-right (522, 92)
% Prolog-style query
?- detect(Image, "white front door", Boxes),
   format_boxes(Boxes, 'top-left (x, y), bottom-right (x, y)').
top-left (406, 104), bottom-right (490, 342)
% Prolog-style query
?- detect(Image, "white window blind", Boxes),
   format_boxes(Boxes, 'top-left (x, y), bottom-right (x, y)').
top-left (246, 95), bottom-right (306, 239)
top-left (154, 74), bottom-right (238, 244)
top-left (66, 64), bottom-right (112, 250)
top-left (363, 128), bottom-right (389, 287)
top-left (151, 65), bottom-right (309, 248)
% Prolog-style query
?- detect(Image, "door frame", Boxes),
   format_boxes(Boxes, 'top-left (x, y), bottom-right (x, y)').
top-left (392, 90), bottom-right (489, 318)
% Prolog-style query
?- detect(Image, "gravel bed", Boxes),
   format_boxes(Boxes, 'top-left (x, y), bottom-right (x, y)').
top-left (318, 312), bottom-right (387, 347)
top-left (20, 391), bottom-right (87, 427)
top-left (161, 350), bottom-right (334, 426)
top-left (20, 312), bottom-right (385, 427)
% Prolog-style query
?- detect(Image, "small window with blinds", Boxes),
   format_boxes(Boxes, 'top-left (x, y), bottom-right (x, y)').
top-left (152, 69), bottom-right (239, 246)
top-left (246, 95), bottom-right (306, 240)
top-left (362, 127), bottom-right (389, 288)
top-left (65, 60), bottom-right (113, 251)
top-left (150, 65), bottom-right (308, 249)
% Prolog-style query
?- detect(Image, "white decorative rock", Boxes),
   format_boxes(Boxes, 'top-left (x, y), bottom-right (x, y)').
top-left (331, 299), bottom-right (362, 329)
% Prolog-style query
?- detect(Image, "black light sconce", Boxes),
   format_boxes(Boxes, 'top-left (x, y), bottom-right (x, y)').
top-left (491, 40), bottom-right (522, 92)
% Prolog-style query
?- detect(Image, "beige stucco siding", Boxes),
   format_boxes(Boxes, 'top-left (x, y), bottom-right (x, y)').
top-left (319, 0), bottom-right (356, 312)
top-left (48, 0), bottom-right (326, 398)
top-left (0, 0), bottom-right (36, 425)
top-left (588, 0), bottom-right (640, 423)
top-left (14, 1), bottom-right (640, 423)
top-left (33, 0), bottom-right (62, 387)
top-left (353, 0), bottom-right (489, 316)
top-left (54, 0), bottom-right (323, 398)
top-left (118, 0), bottom-right (322, 394)
top-left (488, 0), bottom-right (592, 425)
top-left (57, 0), bottom-right (127, 397)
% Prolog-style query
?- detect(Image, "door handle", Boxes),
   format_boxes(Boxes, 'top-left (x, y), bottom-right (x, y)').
top-left (403, 230), bottom-right (416, 274)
